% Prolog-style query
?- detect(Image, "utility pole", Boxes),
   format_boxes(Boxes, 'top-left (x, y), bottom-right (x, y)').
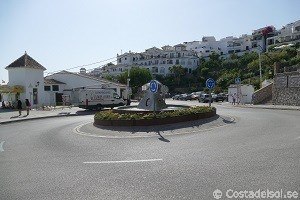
top-left (258, 50), bottom-right (262, 88)
top-left (258, 45), bottom-right (263, 88)
top-left (126, 67), bottom-right (131, 105)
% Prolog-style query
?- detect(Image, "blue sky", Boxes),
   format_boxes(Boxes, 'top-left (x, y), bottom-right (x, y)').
top-left (0, 0), bottom-right (299, 82)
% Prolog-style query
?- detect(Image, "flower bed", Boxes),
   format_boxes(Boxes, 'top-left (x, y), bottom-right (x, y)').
top-left (94, 106), bottom-right (216, 126)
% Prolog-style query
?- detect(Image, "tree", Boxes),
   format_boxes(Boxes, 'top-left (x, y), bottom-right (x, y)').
top-left (169, 65), bottom-right (186, 86)
top-left (128, 67), bottom-right (152, 95)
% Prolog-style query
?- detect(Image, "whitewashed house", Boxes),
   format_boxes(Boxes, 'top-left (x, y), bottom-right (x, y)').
top-left (4, 52), bottom-right (47, 106)
top-left (1, 52), bottom-right (126, 107)
top-left (45, 70), bottom-right (127, 103)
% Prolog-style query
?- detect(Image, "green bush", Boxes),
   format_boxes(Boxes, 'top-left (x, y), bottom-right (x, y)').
top-left (94, 106), bottom-right (215, 121)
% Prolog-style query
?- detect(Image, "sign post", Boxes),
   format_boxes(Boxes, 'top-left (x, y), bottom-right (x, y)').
top-left (206, 78), bottom-right (216, 107)
top-left (149, 80), bottom-right (158, 112)
top-left (235, 77), bottom-right (241, 104)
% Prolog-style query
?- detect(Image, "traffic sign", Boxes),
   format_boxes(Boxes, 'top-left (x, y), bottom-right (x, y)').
top-left (235, 77), bottom-right (241, 84)
top-left (206, 78), bottom-right (215, 89)
top-left (149, 80), bottom-right (158, 93)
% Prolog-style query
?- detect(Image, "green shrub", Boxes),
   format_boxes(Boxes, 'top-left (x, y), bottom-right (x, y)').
top-left (94, 106), bottom-right (215, 121)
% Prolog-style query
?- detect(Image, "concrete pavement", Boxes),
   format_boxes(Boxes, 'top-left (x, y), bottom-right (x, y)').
top-left (0, 105), bottom-right (299, 199)
top-left (0, 106), bottom-right (92, 124)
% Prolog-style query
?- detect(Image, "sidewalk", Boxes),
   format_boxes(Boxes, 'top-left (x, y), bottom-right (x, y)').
top-left (0, 106), bottom-right (93, 125)
top-left (223, 102), bottom-right (300, 111)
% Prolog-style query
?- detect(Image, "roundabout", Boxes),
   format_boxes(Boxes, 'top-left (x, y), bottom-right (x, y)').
top-left (94, 80), bottom-right (218, 127)
top-left (74, 114), bottom-right (236, 139)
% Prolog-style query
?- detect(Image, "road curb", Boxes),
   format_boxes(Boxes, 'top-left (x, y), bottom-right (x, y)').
top-left (74, 115), bottom-right (236, 139)
top-left (236, 105), bottom-right (300, 111)
top-left (0, 114), bottom-right (78, 125)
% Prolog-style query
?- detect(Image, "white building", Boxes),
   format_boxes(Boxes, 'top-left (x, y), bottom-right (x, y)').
top-left (4, 52), bottom-right (47, 107)
top-left (1, 52), bottom-right (126, 107)
top-left (228, 84), bottom-right (254, 104)
top-left (184, 35), bottom-right (252, 60)
top-left (266, 20), bottom-right (300, 51)
top-left (46, 70), bottom-right (127, 102)
top-left (251, 25), bottom-right (276, 52)
top-left (100, 45), bottom-right (199, 77)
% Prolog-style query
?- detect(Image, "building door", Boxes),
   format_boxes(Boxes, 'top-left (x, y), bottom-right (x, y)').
top-left (33, 88), bottom-right (38, 105)
top-left (55, 93), bottom-right (63, 105)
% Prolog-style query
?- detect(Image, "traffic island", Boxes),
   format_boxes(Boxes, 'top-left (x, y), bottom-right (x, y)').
top-left (94, 106), bottom-right (216, 126)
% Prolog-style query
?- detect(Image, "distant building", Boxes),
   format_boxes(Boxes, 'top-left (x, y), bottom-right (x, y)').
top-left (101, 45), bottom-right (199, 77)
top-left (266, 20), bottom-right (300, 51)
top-left (183, 35), bottom-right (252, 59)
top-left (251, 25), bottom-right (276, 52)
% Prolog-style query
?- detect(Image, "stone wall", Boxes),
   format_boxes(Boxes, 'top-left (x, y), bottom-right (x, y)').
top-left (252, 83), bottom-right (273, 104)
top-left (273, 71), bottom-right (300, 106)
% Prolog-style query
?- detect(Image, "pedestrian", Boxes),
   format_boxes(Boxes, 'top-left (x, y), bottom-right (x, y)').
top-left (17, 99), bottom-right (22, 116)
top-left (232, 93), bottom-right (236, 105)
top-left (25, 99), bottom-right (31, 115)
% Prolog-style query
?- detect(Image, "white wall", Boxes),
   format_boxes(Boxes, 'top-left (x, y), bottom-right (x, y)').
top-left (7, 68), bottom-right (45, 106)
top-left (46, 72), bottom-right (124, 96)
top-left (228, 84), bottom-right (254, 104)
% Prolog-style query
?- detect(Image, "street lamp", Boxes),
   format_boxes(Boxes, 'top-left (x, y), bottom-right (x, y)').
top-left (257, 45), bottom-right (263, 88)
top-left (126, 68), bottom-right (131, 105)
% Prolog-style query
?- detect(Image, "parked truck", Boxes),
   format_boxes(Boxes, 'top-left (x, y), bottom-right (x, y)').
top-left (78, 87), bottom-right (125, 110)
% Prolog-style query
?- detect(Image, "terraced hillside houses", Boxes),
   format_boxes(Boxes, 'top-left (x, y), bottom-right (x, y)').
top-left (99, 45), bottom-right (199, 77)
top-left (90, 19), bottom-right (299, 78)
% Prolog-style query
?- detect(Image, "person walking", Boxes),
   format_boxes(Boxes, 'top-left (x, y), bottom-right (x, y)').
top-left (25, 99), bottom-right (31, 115)
top-left (232, 93), bottom-right (237, 105)
top-left (17, 99), bottom-right (22, 116)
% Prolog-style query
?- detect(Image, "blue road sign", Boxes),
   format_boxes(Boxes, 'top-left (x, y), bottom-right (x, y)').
top-left (206, 78), bottom-right (215, 89)
top-left (235, 77), bottom-right (241, 84)
top-left (149, 80), bottom-right (158, 93)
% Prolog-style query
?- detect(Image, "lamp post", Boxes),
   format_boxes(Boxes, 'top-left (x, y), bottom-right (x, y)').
top-left (126, 68), bottom-right (131, 105)
top-left (258, 45), bottom-right (263, 88)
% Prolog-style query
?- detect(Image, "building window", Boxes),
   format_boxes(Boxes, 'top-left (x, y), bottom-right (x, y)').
top-left (152, 67), bottom-right (158, 73)
top-left (118, 58), bottom-right (121, 63)
top-left (160, 67), bottom-right (165, 74)
top-left (176, 59), bottom-right (179, 64)
top-left (44, 86), bottom-right (51, 91)
top-left (52, 85), bottom-right (59, 91)
top-left (125, 57), bottom-right (127, 60)
top-left (168, 60), bottom-right (173, 64)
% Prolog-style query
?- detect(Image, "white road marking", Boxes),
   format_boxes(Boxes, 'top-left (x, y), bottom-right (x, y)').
top-left (0, 141), bottom-right (5, 152)
top-left (83, 159), bottom-right (163, 164)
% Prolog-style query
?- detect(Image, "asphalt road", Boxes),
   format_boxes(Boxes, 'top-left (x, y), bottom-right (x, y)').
top-left (0, 101), bottom-right (299, 200)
